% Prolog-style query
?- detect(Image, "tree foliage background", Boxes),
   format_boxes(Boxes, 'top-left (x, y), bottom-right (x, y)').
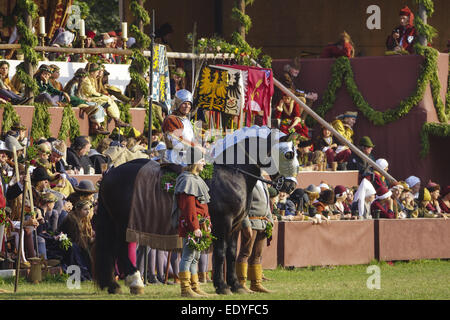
top-left (74, 0), bottom-right (120, 33)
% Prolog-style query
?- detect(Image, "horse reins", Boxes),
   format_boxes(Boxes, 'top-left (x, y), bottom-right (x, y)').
top-left (228, 166), bottom-right (285, 191)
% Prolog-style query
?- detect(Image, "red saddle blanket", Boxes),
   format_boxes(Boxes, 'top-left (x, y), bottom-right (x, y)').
top-left (126, 160), bottom-right (183, 250)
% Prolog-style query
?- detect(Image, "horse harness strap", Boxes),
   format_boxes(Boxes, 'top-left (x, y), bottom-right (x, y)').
top-left (230, 166), bottom-right (285, 191)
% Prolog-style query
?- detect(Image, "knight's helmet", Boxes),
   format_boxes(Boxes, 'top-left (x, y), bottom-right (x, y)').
top-left (172, 89), bottom-right (193, 113)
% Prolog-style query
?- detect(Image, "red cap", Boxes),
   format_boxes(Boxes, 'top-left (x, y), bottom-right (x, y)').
top-left (399, 6), bottom-right (412, 16)
top-left (108, 31), bottom-right (117, 37)
top-left (334, 185), bottom-right (347, 196)
top-left (86, 30), bottom-right (96, 39)
top-left (376, 186), bottom-right (389, 197)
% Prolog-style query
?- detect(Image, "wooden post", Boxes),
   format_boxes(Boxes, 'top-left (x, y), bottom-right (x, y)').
top-left (418, 3), bottom-right (428, 47)
top-left (23, 10), bottom-right (35, 103)
top-left (238, 0), bottom-right (246, 41)
top-left (14, 163), bottom-right (30, 293)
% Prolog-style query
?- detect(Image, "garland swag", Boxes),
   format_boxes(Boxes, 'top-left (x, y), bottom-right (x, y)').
top-left (420, 122), bottom-right (450, 158)
top-left (314, 47), bottom-right (449, 126)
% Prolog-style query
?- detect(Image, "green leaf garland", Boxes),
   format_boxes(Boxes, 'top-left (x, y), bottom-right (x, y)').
top-left (58, 104), bottom-right (80, 142)
top-left (313, 47), bottom-right (449, 126)
top-left (419, 122), bottom-right (450, 158)
top-left (1, 102), bottom-right (21, 134)
top-left (31, 102), bottom-right (51, 140)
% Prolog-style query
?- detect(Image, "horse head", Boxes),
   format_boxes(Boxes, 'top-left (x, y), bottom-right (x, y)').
top-left (264, 130), bottom-right (299, 194)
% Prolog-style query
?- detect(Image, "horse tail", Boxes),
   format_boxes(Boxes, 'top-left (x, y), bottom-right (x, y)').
top-left (93, 192), bottom-right (117, 291)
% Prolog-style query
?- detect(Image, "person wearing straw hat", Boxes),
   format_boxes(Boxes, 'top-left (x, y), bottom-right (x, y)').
top-left (370, 186), bottom-right (395, 219)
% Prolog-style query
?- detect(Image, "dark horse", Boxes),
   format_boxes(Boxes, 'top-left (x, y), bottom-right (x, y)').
top-left (93, 127), bottom-right (298, 294)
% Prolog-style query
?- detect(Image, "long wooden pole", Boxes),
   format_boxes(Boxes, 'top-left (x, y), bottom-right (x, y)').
top-left (0, 44), bottom-right (235, 60)
top-left (14, 162), bottom-right (29, 293)
top-left (250, 58), bottom-right (397, 184)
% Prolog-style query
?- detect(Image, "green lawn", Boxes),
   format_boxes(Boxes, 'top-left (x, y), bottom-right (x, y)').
top-left (1, 259), bottom-right (449, 300)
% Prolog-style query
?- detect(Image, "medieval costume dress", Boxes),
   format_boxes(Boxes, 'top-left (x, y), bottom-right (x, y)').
top-left (386, 6), bottom-right (417, 54)
top-left (273, 97), bottom-right (308, 138)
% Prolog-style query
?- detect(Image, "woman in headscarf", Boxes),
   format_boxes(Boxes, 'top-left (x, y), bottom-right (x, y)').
top-left (351, 178), bottom-right (376, 219)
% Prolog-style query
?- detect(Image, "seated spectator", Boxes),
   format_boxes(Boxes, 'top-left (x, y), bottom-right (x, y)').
top-left (274, 91), bottom-right (309, 138)
top-left (49, 65), bottom-right (64, 91)
top-left (88, 137), bottom-right (112, 174)
top-left (0, 60), bottom-right (30, 105)
top-left (11, 122), bottom-right (28, 148)
top-left (347, 136), bottom-right (376, 179)
top-left (373, 158), bottom-right (389, 190)
top-left (313, 189), bottom-right (335, 221)
top-left (405, 175), bottom-right (421, 199)
top-left (438, 185), bottom-right (450, 214)
top-left (101, 67), bottom-right (132, 103)
top-left (63, 68), bottom-right (109, 135)
top-left (10, 62), bottom-right (25, 95)
top-left (329, 185), bottom-right (353, 220)
top-left (318, 182), bottom-right (330, 193)
top-left (390, 182), bottom-right (408, 219)
top-left (58, 199), bottom-right (95, 280)
top-left (296, 138), bottom-right (314, 170)
top-left (426, 181), bottom-right (448, 218)
top-left (397, 181), bottom-right (418, 218)
top-left (276, 191), bottom-right (296, 217)
top-left (371, 186), bottom-right (395, 219)
top-left (80, 62), bottom-right (130, 128)
top-left (66, 136), bottom-right (94, 175)
top-left (304, 184), bottom-right (320, 216)
top-left (34, 64), bottom-right (87, 108)
top-left (352, 178), bottom-right (376, 219)
top-left (416, 188), bottom-right (442, 218)
top-left (321, 31), bottom-right (355, 59)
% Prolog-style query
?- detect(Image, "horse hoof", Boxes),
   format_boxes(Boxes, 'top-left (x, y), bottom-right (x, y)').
top-left (232, 287), bottom-right (250, 295)
top-left (216, 287), bottom-right (233, 295)
top-left (130, 286), bottom-right (145, 295)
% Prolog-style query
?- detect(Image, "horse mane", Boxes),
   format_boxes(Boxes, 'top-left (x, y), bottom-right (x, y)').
top-left (210, 125), bottom-right (285, 166)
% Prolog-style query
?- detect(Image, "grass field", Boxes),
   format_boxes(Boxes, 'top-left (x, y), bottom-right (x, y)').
top-left (1, 259), bottom-right (449, 300)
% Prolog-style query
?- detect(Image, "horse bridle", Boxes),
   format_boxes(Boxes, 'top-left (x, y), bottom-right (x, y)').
top-left (228, 166), bottom-right (285, 191)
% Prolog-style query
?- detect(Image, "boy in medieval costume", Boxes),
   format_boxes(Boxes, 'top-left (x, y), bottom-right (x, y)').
top-left (274, 91), bottom-right (309, 138)
top-left (172, 146), bottom-right (211, 297)
top-left (236, 179), bottom-right (275, 293)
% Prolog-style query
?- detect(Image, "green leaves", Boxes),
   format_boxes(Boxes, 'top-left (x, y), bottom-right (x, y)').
top-left (58, 104), bottom-right (81, 142)
top-left (315, 47), bottom-right (449, 126)
top-left (1, 103), bottom-right (21, 134)
top-left (419, 122), bottom-right (450, 158)
top-left (31, 103), bottom-right (51, 140)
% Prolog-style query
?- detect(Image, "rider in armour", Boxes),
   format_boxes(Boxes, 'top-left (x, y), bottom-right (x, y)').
top-left (162, 89), bottom-right (197, 167)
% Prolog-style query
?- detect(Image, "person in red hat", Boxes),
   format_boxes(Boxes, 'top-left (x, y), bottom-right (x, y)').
top-left (329, 185), bottom-right (353, 219)
top-left (85, 30), bottom-right (96, 49)
top-left (386, 6), bottom-right (417, 54)
top-left (438, 185), bottom-right (450, 214)
top-left (371, 186), bottom-right (395, 219)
